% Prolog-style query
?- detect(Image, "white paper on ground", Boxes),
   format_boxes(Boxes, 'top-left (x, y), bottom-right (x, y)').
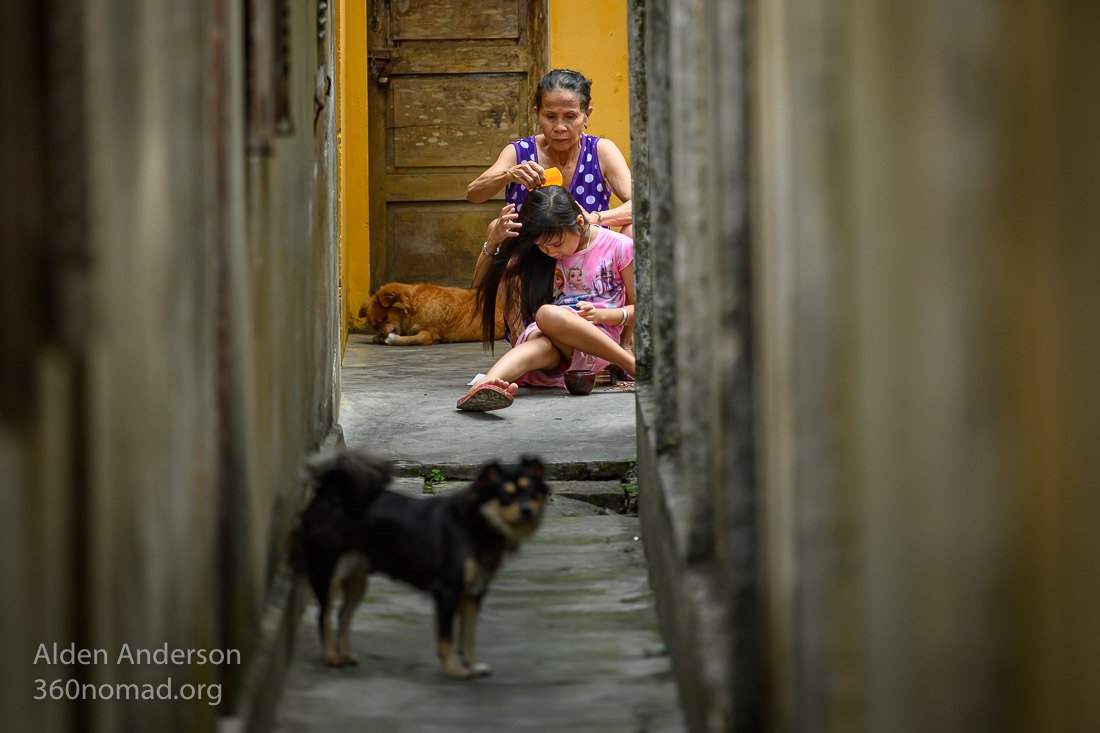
top-left (467, 373), bottom-right (487, 386)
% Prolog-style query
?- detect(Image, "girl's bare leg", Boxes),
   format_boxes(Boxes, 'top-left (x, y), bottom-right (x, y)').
top-left (535, 305), bottom-right (637, 377)
top-left (467, 332), bottom-right (564, 397)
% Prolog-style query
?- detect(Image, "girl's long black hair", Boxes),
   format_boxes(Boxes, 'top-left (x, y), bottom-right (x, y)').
top-left (477, 186), bottom-right (589, 349)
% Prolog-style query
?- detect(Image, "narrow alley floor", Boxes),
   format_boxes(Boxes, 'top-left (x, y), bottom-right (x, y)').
top-left (271, 338), bottom-right (685, 732)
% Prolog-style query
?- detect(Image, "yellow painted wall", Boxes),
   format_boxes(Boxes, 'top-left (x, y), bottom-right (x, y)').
top-left (549, 0), bottom-right (631, 172)
top-left (338, 1), bottom-right (630, 330)
top-left (336, 0), bottom-right (371, 335)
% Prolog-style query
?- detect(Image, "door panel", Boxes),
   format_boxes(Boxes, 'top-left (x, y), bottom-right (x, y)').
top-left (392, 3), bottom-right (520, 40)
top-left (368, 0), bottom-right (548, 290)
top-left (388, 204), bottom-right (506, 283)
top-left (391, 74), bottom-right (526, 168)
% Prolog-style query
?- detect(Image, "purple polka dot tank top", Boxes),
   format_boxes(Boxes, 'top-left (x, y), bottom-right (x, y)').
top-left (504, 133), bottom-right (612, 212)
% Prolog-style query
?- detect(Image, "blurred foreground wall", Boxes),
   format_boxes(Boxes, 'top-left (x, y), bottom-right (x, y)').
top-left (1, 1), bottom-right (339, 731)
top-left (630, 0), bottom-right (1100, 731)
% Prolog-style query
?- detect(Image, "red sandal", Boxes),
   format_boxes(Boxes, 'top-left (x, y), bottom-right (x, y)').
top-left (456, 383), bottom-right (515, 412)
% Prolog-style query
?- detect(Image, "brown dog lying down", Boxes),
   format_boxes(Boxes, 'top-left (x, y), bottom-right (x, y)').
top-left (360, 282), bottom-right (504, 346)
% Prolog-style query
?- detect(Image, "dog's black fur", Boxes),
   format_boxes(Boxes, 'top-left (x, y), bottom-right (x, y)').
top-left (289, 449), bottom-right (548, 678)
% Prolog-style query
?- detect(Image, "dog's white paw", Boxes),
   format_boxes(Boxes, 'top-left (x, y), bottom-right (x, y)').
top-left (469, 662), bottom-right (492, 678)
top-left (444, 660), bottom-right (492, 679)
top-left (384, 332), bottom-right (398, 345)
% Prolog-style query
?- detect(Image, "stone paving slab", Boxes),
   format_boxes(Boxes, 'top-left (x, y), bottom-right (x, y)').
top-left (273, 494), bottom-right (684, 733)
top-left (339, 338), bottom-right (637, 471)
top-left (271, 339), bottom-right (683, 732)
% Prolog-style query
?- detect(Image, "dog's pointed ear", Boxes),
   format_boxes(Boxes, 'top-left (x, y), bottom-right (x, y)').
top-left (377, 288), bottom-right (398, 307)
top-left (474, 461), bottom-right (502, 483)
top-left (470, 461), bottom-right (502, 497)
top-left (520, 456), bottom-right (545, 479)
top-left (358, 301), bottom-right (369, 318)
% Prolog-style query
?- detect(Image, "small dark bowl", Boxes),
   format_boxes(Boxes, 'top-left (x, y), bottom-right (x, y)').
top-left (564, 369), bottom-right (596, 396)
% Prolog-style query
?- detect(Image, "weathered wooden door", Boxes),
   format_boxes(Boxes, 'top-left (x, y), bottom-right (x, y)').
top-left (367, 0), bottom-right (548, 290)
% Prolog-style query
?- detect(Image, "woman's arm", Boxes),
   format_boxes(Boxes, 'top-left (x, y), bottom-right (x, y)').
top-left (589, 201), bottom-right (633, 237)
top-left (467, 145), bottom-right (519, 202)
top-left (591, 138), bottom-right (633, 235)
top-left (471, 204), bottom-right (520, 289)
top-left (484, 204), bottom-right (520, 251)
top-left (467, 144), bottom-right (549, 203)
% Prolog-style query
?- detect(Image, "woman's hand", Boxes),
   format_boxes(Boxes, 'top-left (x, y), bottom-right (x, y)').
top-left (508, 161), bottom-right (546, 190)
top-left (485, 204), bottom-right (520, 251)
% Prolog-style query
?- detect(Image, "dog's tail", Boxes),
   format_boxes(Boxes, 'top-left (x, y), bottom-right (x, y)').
top-left (288, 449), bottom-right (394, 575)
top-left (304, 448), bottom-right (394, 514)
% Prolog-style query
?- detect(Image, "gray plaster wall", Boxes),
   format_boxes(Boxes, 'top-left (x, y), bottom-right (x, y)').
top-left (0, 1), bottom-right (338, 731)
top-left (631, 0), bottom-right (758, 730)
top-left (631, 0), bottom-right (1100, 731)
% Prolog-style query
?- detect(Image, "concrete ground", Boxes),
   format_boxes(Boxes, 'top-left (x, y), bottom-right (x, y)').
top-left (336, 337), bottom-right (640, 472)
top-left (271, 337), bottom-right (684, 732)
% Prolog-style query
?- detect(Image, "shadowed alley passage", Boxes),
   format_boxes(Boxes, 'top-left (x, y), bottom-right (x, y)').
top-left (275, 483), bottom-right (683, 732)
top-left (272, 339), bottom-right (684, 732)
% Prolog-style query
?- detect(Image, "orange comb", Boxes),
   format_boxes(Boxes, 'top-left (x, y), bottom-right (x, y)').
top-left (540, 167), bottom-right (563, 188)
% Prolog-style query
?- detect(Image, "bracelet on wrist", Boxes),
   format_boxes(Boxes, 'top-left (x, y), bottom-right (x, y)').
top-left (482, 240), bottom-right (501, 257)
top-left (596, 210), bottom-right (604, 227)
top-left (618, 307), bottom-right (628, 325)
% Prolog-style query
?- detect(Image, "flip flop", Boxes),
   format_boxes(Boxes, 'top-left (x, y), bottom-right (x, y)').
top-left (456, 383), bottom-right (515, 412)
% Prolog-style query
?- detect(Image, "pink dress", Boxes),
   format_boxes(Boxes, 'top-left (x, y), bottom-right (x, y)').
top-left (515, 227), bottom-right (633, 388)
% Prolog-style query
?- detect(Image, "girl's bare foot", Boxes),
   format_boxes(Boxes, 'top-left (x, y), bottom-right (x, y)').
top-left (457, 378), bottom-right (518, 412)
top-left (474, 377), bottom-right (518, 396)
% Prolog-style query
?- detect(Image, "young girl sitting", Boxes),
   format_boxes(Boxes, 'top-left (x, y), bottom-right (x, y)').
top-left (457, 185), bottom-right (635, 412)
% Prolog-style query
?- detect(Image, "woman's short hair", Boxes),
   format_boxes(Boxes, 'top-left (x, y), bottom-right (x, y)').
top-left (536, 69), bottom-right (593, 110)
